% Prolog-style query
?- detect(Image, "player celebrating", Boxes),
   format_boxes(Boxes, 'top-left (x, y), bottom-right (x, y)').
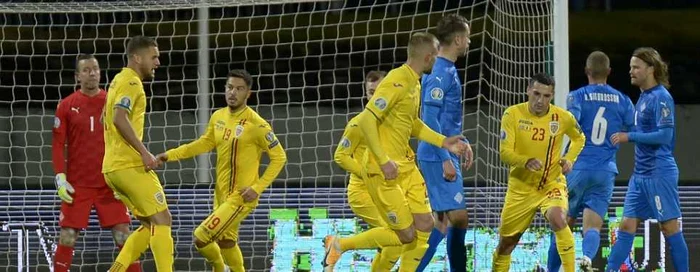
top-left (52, 54), bottom-right (140, 272)
top-left (606, 48), bottom-right (688, 271)
top-left (492, 73), bottom-right (585, 272)
top-left (322, 32), bottom-right (472, 272)
top-left (102, 36), bottom-right (174, 272)
top-left (415, 14), bottom-right (472, 272)
top-left (157, 70), bottom-right (287, 272)
top-left (546, 51), bottom-right (635, 271)
top-left (334, 70), bottom-right (402, 271)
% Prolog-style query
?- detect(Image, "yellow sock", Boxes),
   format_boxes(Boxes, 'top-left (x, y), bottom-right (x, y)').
top-left (338, 227), bottom-right (403, 251)
top-left (555, 227), bottom-right (576, 272)
top-left (149, 225), bottom-right (174, 272)
top-left (110, 226), bottom-right (150, 272)
top-left (372, 246), bottom-right (401, 271)
top-left (221, 245), bottom-right (245, 272)
top-left (196, 242), bottom-right (226, 272)
top-left (397, 230), bottom-right (429, 272)
top-left (370, 250), bottom-right (382, 271)
top-left (491, 251), bottom-right (511, 272)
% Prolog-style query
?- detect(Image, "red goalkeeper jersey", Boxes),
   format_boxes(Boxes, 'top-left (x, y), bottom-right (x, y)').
top-left (52, 89), bottom-right (107, 188)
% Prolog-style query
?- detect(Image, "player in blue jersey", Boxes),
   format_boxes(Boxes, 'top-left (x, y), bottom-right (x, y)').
top-left (415, 14), bottom-right (474, 272)
top-left (605, 48), bottom-right (688, 272)
top-left (546, 51), bottom-right (635, 272)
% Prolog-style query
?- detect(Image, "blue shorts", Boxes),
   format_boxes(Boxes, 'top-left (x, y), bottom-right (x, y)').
top-left (623, 174), bottom-right (681, 222)
top-left (566, 169), bottom-right (615, 219)
top-left (417, 159), bottom-right (465, 212)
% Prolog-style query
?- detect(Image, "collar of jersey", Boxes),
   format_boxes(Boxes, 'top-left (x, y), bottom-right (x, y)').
top-left (401, 64), bottom-right (421, 83)
top-left (122, 67), bottom-right (140, 79)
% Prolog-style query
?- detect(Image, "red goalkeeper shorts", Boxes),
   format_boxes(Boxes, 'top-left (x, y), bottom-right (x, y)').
top-left (59, 186), bottom-right (131, 229)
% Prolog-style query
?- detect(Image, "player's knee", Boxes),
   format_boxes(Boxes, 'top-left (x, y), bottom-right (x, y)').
top-left (497, 235), bottom-right (519, 254)
top-left (149, 209), bottom-right (172, 226)
top-left (547, 209), bottom-right (568, 231)
top-left (59, 228), bottom-right (78, 246)
top-left (112, 229), bottom-right (130, 246)
top-left (619, 217), bottom-right (639, 233)
top-left (217, 239), bottom-right (237, 249)
top-left (448, 209), bottom-right (469, 228)
top-left (396, 228), bottom-right (415, 244)
top-left (412, 213), bottom-right (434, 232)
top-left (193, 236), bottom-right (209, 248)
top-left (659, 219), bottom-right (681, 237)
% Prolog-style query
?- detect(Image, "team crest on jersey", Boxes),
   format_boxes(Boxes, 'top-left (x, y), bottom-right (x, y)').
top-left (53, 117), bottom-right (61, 128)
top-left (549, 121), bottom-right (559, 135)
top-left (235, 125), bottom-right (244, 137)
top-left (154, 191), bottom-right (165, 205)
top-left (387, 211), bottom-right (398, 224)
top-left (374, 98), bottom-right (388, 111)
top-left (430, 88), bottom-right (444, 100)
top-left (340, 137), bottom-right (351, 148)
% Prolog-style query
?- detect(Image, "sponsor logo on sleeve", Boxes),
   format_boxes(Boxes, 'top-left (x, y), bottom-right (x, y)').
top-left (53, 117), bottom-right (61, 128)
top-left (340, 137), bottom-right (351, 149)
top-left (118, 96), bottom-right (132, 109)
top-left (500, 129), bottom-right (506, 140)
top-left (266, 131), bottom-right (280, 148)
top-left (374, 97), bottom-right (388, 111)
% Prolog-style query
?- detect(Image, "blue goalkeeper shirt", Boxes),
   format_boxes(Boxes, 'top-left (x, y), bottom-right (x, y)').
top-left (629, 84), bottom-right (678, 176)
top-left (417, 56), bottom-right (463, 162)
top-left (567, 84), bottom-right (635, 174)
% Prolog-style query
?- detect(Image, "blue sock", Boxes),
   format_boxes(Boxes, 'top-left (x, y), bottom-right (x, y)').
top-left (666, 232), bottom-right (689, 272)
top-left (547, 232), bottom-right (561, 272)
top-left (446, 227), bottom-right (467, 272)
top-left (415, 227), bottom-right (444, 272)
top-left (606, 231), bottom-right (634, 270)
top-left (582, 229), bottom-right (601, 260)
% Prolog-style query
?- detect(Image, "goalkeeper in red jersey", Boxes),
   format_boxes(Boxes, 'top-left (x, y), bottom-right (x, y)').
top-left (52, 54), bottom-right (140, 272)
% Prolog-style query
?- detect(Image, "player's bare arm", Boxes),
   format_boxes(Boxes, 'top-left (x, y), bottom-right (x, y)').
top-left (560, 112), bottom-right (586, 174)
top-left (112, 107), bottom-right (159, 170)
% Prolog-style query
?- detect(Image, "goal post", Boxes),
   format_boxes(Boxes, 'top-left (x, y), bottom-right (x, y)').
top-left (0, 1), bottom-right (570, 271)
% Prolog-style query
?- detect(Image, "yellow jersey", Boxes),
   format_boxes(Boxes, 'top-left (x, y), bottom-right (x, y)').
top-left (499, 102), bottom-right (585, 191)
top-left (358, 64), bottom-right (444, 174)
top-left (102, 68), bottom-right (147, 173)
top-left (334, 115), bottom-right (366, 183)
top-left (165, 106), bottom-right (287, 206)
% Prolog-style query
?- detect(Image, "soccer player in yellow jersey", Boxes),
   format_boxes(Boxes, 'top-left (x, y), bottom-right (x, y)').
top-left (156, 70), bottom-right (287, 272)
top-left (492, 73), bottom-right (586, 272)
top-left (334, 70), bottom-right (403, 271)
top-left (102, 36), bottom-right (173, 272)
top-left (323, 32), bottom-right (472, 272)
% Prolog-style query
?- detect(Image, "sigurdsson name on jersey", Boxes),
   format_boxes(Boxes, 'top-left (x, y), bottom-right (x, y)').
top-left (584, 92), bottom-right (620, 103)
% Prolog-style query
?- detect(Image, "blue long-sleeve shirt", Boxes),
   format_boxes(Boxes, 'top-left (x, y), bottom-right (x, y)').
top-left (630, 84), bottom-right (678, 176)
top-left (417, 57), bottom-right (464, 162)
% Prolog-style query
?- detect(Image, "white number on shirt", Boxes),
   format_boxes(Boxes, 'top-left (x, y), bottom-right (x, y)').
top-left (90, 116), bottom-right (95, 132)
top-left (591, 107), bottom-right (607, 145)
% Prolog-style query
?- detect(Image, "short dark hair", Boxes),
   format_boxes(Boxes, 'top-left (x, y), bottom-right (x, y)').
top-left (435, 14), bottom-right (470, 45)
top-left (126, 36), bottom-right (158, 56)
top-left (75, 54), bottom-right (97, 73)
top-left (365, 70), bottom-right (386, 82)
top-left (528, 73), bottom-right (555, 88)
top-left (227, 69), bottom-right (253, 88)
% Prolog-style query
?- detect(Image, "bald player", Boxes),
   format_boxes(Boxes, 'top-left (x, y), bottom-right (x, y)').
top-left (322, 32), bottom-right (471, 272)
top-left (547, 51), bottom-right (635, 272)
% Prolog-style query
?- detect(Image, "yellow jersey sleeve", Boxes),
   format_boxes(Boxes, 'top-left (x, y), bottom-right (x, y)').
top-left (165, 113), bottom-right (218, 161)
top-left (562, 111), bottom-right (585, 163)
top-left (411, 118), bottom-right (445, 148)
top-left (499, 107), bottom-right (530, 167)
top-left (251, 123), bottom-right (287, 194)
top-left (334, 120), bottom-right (364, 177)
top-left (114, 80), bottom-right (144, 113)
top-left (364, 80), bottom-right (406, 122)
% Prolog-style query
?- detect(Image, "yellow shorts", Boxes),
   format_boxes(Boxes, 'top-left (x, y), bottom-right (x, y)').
top-left (365, 167), bottom-right (431, 230)
top-left (347, 176), bottom-right (385, 228)
top-left (195, 197), bottom-right (254, 244)
top-left (104, 167), bottom-right (168, 218)
top-left (499, 179), bottom-right (568, 237)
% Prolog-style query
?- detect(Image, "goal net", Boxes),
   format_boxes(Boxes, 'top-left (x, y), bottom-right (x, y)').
top-left (0, 0), bottom-right (560, 271)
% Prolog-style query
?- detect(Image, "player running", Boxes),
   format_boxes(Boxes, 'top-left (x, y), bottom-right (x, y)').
top-left (605, 48), bottom-right (688, 272)
top-left (546, 51), bottom-right (635, 271)
top-left (334, 70), bottom-right (403, 271)
top-left (102, 36), bottom-right (173, 272)
top-left (322, 32), bottom-right (472, 272)
top-left (157, 70), bottom-right (287, 272)
top-left (415, 14), bottom-right (472, 272)
top-left (52, 54), bottom-right (141, 272)
top-left (492, 73), bottom-right (585, 272)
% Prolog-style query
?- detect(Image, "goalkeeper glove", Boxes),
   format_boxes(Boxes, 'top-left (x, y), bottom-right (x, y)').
top-left (55, 173), bottom-right (75, 204)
